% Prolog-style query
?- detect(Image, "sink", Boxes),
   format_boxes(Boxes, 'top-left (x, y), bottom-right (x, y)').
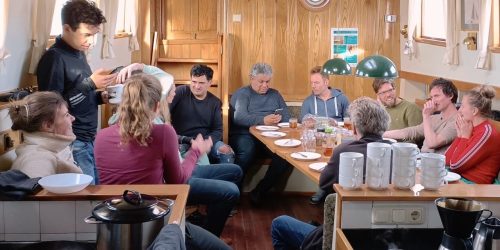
top-left (342, 228), bottom-right (443, 250)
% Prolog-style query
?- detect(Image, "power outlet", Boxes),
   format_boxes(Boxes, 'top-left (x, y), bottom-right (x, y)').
top-left (372, 206), bottom-right (425, 225)
top-left (0, 130), bottom-right (22, 155)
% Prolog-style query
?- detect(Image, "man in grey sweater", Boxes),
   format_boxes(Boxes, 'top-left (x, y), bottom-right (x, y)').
top-left (229, 63), bottom-right (291, 204)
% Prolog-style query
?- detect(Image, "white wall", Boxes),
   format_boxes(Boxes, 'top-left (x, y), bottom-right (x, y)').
top-left (399, 0), bottom-right (500, 109)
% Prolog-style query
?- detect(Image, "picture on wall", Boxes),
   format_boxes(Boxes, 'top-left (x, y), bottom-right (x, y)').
top-left (461, 0), bottom-right (480, 31)
top-left (331, 28), bottom-right (358, 67)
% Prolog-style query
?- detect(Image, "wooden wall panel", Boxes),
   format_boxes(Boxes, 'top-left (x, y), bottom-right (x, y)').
top-left (223, 0), bottom-right (400, 102)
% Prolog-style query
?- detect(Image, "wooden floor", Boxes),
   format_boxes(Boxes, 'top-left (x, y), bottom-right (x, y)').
top-left (220, 193), bottom-right (324, 250)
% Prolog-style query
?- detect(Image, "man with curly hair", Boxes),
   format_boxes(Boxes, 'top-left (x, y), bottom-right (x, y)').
top-left (37, 0), bottom-right (116, 184)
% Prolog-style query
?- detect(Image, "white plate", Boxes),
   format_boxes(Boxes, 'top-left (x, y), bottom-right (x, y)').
top-left (38, 173), bottom-right (93, 194)
top-left (261, 131), bottom-right (287, 138)
top-left (445, 172), bottom-right (461, 182)
top-left (291, 152), bottom-right (322, 161)
top-left (278, 122), bottom-right (289, 128)
top-left (309, 162), bottom-right (327, 172)
top-left (255, 125), bottom-right (280, 131)
top-left (274, 139), bottom-right (301, 147)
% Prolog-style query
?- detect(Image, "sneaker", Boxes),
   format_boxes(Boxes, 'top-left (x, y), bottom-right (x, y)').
top-left (309, 189), bottom-right (327, 205)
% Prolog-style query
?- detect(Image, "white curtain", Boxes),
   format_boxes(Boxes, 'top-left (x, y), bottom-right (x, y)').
top-left (475, 0), bottom-right (492, 69)
top-left (28, 0), bottom-right (56, 74)
top-left (0, 0), bottom-right (10, 71)
top-left (404, 0), bottom-right (421, 59)
top-left (101, 0), bottom-right (119, 59)
top-left (128, 0), bottom-right (140, 51)
top-left (442, 0), bottom-right (458, 65)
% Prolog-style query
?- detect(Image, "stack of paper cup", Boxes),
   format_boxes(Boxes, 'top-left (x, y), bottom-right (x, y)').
top-left (339, 152), bottom-right (364, 190)
top-left (391, 143), bottom-right (419, 189)
top-left (366, 142), bottom-right (392, 190)
top-left (420, 153), bottom-right (447, 190)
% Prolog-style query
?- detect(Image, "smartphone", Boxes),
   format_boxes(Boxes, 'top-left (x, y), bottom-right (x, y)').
top-left (110, 66), bottom-right (124, 74)
top-left (274, 108), bottom-right (283, 115)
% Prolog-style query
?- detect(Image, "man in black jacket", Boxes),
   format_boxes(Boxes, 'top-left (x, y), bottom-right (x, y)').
top-left (37, 0), bottom-right (116, 184)
top-left (271, 97), bottom-right (391, 250)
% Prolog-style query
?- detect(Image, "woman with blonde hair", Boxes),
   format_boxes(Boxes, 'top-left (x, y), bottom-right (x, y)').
top-left (94, 73), bottom-right (212, 184)
top-left (9, 92), bottom-right (82, 178)
top-left (446, 86), bottom-right (500, 184)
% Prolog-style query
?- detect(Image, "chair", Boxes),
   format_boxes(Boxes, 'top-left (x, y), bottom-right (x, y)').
top-left (322, 193), bottom-right (337, 250)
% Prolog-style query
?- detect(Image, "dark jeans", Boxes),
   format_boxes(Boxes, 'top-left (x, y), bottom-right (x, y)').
top-left (230, 133), bottom-right (292, 194)
top-left (71, 140), bottom-right (98, 184)
top-left (187, 163), bottom-right (242, 237)
top-left (271, 215), bottom-right (316, 250)
top-left (185, 223), bottom-right (232, 250)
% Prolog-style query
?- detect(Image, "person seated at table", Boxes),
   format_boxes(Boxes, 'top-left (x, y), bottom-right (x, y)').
top-left (300, 66), bottom-right (349, 122)
top-left (271, 97), bottom-right (391, 250)
top-left (445, 86), bottom-right (500, 184)
top-left (383, 78), bottom-right (458, 154)
top-left (99, 70), bottom-right (241, 238)
top-left (372, 79), bottom-right (422, 131)
top-left (9, 92), bottom-right (82, 178)
top-left (170, 64), bottom-right (235, 164)
top-left (229, 62), bottom-right (292, 204)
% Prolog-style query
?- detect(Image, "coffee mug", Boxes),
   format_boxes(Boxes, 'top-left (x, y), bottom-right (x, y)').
top-left (106, 84), bottom-right (124, 104)
top-left (339, 152), bottom-right (364, 179)
top-left (339, 174), bottom-right (362, 190)
top-left (422, 175), bottom-right (447, 190)
top-left (420, 153), bottom-right (445, 169)
top-left (393, 175), bottom-right (415, 189)
top-left (366, 142), bottom-right (391, 190)
top-left (392, 142), bottom-right (419, 157)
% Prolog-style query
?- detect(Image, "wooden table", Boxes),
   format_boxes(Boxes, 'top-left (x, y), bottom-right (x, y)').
top-left (30, 184), bottom-right (190, 224)
top-left (250, 126), bottom-right (328, 184)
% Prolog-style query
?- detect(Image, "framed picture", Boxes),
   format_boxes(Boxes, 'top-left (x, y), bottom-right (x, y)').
top-left (461, 0), bottom-right (480, 31)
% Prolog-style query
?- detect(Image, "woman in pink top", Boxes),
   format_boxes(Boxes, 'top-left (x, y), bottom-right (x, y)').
top-left (94, 74), bottom-right (212, 184)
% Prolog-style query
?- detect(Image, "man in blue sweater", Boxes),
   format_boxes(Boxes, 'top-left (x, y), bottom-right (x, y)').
top-left (229, 63), bottom-right (292, 204)
top-left (170, 64), bottom-right (235, 164)
top-left (36, 0), bottom-right (117, 184)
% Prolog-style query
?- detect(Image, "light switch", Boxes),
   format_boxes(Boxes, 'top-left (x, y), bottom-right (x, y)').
top-left (372, 208), bottom-right (390, 224)
top-left (232, 14), bottom-right (241, 22)
top-left (392, 209), bottom-right (406, 223)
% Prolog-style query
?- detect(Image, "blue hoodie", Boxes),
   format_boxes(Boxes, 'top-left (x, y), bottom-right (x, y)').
top-left (300, 88), bottom-right (349, 121)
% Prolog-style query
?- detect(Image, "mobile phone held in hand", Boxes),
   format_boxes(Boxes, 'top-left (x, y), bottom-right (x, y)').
top-left (110, 66), bottom-right (124, 74)
top-left (274, 108), bottom-right (283, 115)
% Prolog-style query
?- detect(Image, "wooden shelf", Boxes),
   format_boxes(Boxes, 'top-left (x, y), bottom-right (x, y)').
top-left (157, 58), bottom-right (218, 63)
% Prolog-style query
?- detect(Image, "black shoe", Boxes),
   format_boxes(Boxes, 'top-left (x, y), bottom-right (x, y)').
top-left (249, 190), bottom-right (262, 205)
top-left (309, 189), bottom-right (327, 205)
top-left (186, 211), bottom-right (206, 227)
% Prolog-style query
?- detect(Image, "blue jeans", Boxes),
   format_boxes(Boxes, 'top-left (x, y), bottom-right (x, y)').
top-left (71, 139), bottom-right (98, 184)
top-left (208, 141), bottom-right (235, 164)
top-left (271, 215), bottom-right (316, 250)
top-left (185, 223), bottom-right (231, 250)
top-left (229, 134), bottom-right (260, 173)
top-left (187, 163), bottom-right (242, 237)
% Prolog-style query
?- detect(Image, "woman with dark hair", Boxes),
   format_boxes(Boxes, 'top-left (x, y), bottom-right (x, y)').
top-left (446, 86), bottom-right (500, 184)
top-left (9, 92), bottom-right (82, 178)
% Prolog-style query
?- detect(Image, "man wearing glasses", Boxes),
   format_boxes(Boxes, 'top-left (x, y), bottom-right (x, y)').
top-left (373, 79), bottom-right (422, 130)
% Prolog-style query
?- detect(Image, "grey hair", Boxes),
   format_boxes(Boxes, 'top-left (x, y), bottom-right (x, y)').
top-left (249, 63), bottom-right (273, 78)
top-left (348, 97), bottom-right (390, 136)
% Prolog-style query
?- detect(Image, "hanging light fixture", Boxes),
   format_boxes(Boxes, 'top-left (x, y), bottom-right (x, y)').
top-left (354, 55), bottom-right (398, 78)
top-left (321, 58), bottom-right (352, 75)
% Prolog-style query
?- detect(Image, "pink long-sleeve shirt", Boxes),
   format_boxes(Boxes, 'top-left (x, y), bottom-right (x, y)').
top-left (95, 124), bottom-right (200, 184)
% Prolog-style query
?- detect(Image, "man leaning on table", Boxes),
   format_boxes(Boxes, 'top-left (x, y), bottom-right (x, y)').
top-left (383, 78), bottom-right (458, 154)
top-left (229, 62), bottom-right (291, 205)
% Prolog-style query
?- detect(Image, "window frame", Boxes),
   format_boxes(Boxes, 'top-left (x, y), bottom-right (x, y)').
top-left (416, 0), bottom-right (446, 47)
top-left (114, 0), bottom-right (133, 39)
top-left (491, 0), bottom-right (500, 53)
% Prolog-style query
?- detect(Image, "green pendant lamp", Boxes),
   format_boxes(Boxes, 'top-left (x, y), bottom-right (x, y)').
top-left (354, 55), bottom-right (398, 78)
top-left (322, 58), bottom-right (352, 75)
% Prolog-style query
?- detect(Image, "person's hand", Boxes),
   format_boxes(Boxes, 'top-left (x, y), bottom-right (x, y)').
top-left (190, 134), bottom-right (213, 155)
top-left (116, 63), bottom-right (145, 83)
top-left (263, 114), bottom-right (281, 125)
top-left (456, 114), bottom-right (473, 139)
top-left (101, 91), bottom-right (109, 104)
top-left (422, 99), bottom-right (436, 117)
top-left (91, 69), bottom-right (117, 89)
top-left (217, 144), bottom-right (233, 154)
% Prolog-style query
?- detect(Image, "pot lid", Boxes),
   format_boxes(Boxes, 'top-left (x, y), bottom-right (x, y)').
top-left (92, 190), bottom-right (172, 223)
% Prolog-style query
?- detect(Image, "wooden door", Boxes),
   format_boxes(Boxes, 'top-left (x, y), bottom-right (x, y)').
top-left (166, 0), bottom-right (194, 40)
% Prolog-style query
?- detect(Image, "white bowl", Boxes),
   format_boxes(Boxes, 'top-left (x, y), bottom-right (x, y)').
top-left (38, 173), bottom-right (93, 194)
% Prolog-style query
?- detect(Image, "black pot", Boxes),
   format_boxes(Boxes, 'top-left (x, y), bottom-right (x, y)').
top-left (85, 190), bottom-right (174, 250)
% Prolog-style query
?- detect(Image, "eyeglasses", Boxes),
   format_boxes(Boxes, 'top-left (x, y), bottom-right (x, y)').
top-left (377, 88), bottom-right (395, 96)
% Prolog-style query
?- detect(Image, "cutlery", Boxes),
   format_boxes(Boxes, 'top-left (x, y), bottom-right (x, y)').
top-left (297, 152), bottom-right (309, 158)
top-left (284, 139), bottom-right (293, 145)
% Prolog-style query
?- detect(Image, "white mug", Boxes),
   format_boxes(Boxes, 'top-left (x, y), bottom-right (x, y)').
top-left (393, 175), bottom-right (416, 189)
top-left (422, 165), bottom-right (447, 178)
top-left (422, 175), bottom-right (448, 190)
top-left (339, 152), bottom-right (364, 179)
top-left (366, 142), bottom-right (391, 190)
top-left (106, 84), bottom-right (124, 104)
top-left (420, 153), bottom-right (445, 169)
top-left (339, 174), bottom-right (362, 190)
top-left (392, 142), bottom-right (419, 157)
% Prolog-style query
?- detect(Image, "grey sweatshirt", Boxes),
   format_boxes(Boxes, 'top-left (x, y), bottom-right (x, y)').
top-left (300, 88), bottom-right (349, 121)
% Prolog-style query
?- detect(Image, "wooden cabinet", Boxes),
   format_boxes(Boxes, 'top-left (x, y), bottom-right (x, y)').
top-left (165, 0), bottom-right (219, 41)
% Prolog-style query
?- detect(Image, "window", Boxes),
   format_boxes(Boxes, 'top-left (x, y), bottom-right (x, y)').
top-left (50, 0), bottom-right (69, 37)
top-left (493, 0), bottom-right (500, 52)
top-left (416, 0), bottom-right (446, 46)
top-left (115, 0), bottom-right (135, 37)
